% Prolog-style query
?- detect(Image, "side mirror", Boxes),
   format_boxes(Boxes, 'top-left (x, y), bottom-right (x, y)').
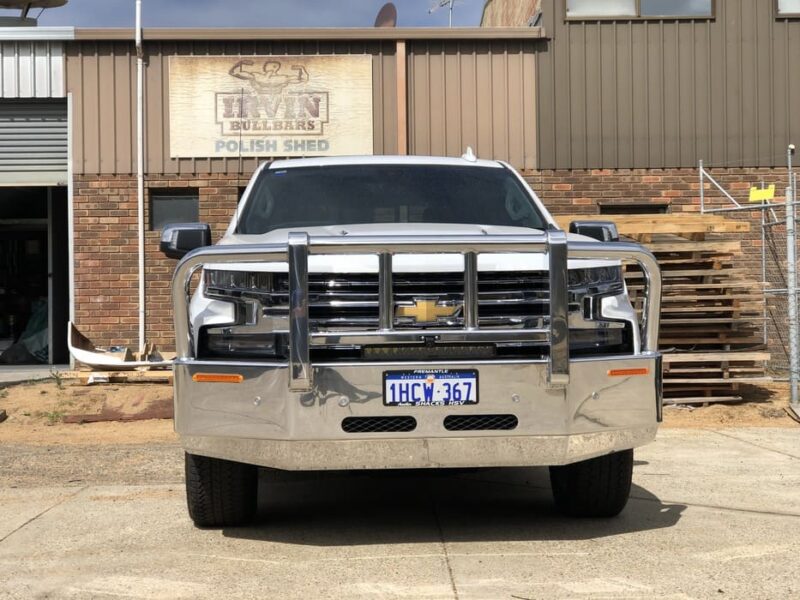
top-left (160, 223), bottom-right (211, 259)
top-left (569, 220), bottom-right (620, 243)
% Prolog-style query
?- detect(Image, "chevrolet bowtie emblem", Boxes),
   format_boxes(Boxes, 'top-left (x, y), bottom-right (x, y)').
top-left (395, 299), bottom-right (461, 323)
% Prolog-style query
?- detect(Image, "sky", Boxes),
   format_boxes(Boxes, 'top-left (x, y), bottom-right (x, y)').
top-left (6, 0), bottom-right (486, 28)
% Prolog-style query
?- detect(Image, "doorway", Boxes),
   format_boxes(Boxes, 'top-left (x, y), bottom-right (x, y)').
top-left (0, 186), bottom-right (69, 365)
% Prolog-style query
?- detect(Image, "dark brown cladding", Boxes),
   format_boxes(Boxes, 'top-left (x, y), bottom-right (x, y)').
top-left (536, 0), bottom-right (800, 170)
top-left (65, 30), bottom-right (545, 175)
top-left (407, 40), bottom-right (539, 171)
top-left (66, 39), bottom-right (400, 175)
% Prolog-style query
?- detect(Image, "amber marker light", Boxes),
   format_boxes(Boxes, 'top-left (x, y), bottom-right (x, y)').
top-left (192, 373), bottom-right (244, 384)
top-left (607, 368), bottom-right (649, 377)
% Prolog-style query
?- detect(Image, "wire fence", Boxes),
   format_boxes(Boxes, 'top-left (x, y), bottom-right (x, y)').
top-left (764, 212), bottom-right (794, 376)
top-left (699, 158), bottom-right (798, 385)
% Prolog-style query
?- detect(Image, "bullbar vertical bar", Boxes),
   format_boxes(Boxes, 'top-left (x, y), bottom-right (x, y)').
top-left (463, 252), bottom-right (478, 329)
top-left (379, 253), bottom-right (393, 330)
top-left (547, 230), bottom-right (570, 386)
top-left (288, 232), bottom-right (312, 391)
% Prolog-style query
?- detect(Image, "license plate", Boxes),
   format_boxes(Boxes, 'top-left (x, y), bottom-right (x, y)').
top-left (383, 369), bottom-right (478, 406)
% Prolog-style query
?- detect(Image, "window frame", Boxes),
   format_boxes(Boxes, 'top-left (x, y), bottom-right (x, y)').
top-left (775, 0), bottom-right (800, 18)
top-left (597, 201), bottom-right (671, 215)
top-left (565, 0), bottom-right (715, 21)
top-left (148, 188), bottom-right (200, 232)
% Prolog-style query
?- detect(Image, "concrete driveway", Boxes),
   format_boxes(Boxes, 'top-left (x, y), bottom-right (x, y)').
top-left (1, 427), bottom-right (798, 599)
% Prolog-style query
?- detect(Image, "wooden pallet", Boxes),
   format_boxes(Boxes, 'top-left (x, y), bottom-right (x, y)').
top-left (60, 370), bottom-right (173, 385)
top-left (558, 214), bottom-right (771, 404)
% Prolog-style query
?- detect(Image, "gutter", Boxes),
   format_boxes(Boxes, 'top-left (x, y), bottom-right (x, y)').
top-left (0, 26), bottom-right (74, 40)
top-left (136, 0), bottom-right (145, 352)
top-left (73, 26), bottom-right (548, 41)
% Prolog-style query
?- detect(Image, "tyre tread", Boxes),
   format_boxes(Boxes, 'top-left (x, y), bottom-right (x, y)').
top-left (549, 449), bottom-right (633, 518)
top-left (185, 452), bottom-right (257, 528)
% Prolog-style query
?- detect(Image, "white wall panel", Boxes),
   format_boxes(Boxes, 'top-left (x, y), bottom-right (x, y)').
top-left (0, 41), bottom-right (64, 99)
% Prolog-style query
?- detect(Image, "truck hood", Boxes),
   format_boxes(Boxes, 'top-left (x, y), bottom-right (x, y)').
top-left (212, 223), bottom-right (615, 273)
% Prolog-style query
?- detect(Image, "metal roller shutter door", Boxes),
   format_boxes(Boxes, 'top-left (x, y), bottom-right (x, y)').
top-left (0, 100), bottom-right (67, 186)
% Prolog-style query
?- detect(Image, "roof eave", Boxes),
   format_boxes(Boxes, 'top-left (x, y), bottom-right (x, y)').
top-left (73, 26), bottom-right (547, 42)
top-left (0, 26), bottom-right (74, 40)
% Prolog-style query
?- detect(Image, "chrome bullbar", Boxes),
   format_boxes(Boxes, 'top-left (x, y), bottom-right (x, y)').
top-left (171, 231), bottom-right (661, 391)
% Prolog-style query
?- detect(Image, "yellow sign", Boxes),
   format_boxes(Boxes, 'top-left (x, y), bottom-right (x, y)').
top-left (168, 55), bottom-right (373, 158)
top-left (749, 185), bottom-right (775, 202)
top-left (396, 300), bottom-right (461, 323)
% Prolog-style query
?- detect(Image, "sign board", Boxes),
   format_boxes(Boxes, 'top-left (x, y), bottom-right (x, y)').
top-left (168, 55), bottom-right (373, 158)
top-left (749, 184), bottom-right (776, 202)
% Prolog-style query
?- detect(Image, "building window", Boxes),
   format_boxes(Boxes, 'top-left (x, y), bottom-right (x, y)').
top-left (598, 202), bottom-right (670, 215)
top-left (566, 0), bottom-right (713, 19)
top-left (567, 0), bottom-right (635, 17)
top-left (149, 189), bottom-right (199, 231)
top-left (777, 0), bottom-right (800, 16)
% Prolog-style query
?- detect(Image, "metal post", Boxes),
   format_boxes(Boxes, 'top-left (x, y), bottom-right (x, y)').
top-left (378, 253), bottom-right (393, 331)
top-left (463, 252), bottom-right (478, 329)
top-left (786, 187), bottom-right (799, 407)
top-left (761, 190), bottom-right (768, 345)
top-left (699, 159), bottom-right (705, 213)
top-left (288, 232), bottom-right (312, 392)
top-left (547, 230), bottom-right (570, 387)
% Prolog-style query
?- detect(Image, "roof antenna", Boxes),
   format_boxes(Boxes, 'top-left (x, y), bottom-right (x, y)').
top-left (461, 146), bottom-right (477, 162)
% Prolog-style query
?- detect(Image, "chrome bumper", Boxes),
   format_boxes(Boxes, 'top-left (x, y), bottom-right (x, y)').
top-left (170, 231), bottom-right (662, 470)
top-left (175, 354), bottom-right (661, 469)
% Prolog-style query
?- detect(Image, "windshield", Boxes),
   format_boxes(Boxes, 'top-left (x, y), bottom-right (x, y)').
top-left (236, 164), bottom-right (547, 234)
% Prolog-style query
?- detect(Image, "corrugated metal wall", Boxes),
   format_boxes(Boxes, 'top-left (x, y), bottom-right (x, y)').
top-left (537, 0), bottom-right (800, 169)
top-left (407, 40), bottom-right (538, 170)
top-left (0, 41), bottom-right (65, 99)
top-left (0, 100), bottom-right (68, 185)
top-left (66, 40), bottom-right (398, 175)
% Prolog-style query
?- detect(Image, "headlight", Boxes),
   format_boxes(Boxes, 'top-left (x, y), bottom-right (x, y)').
top-left (204, 269), bottom-right (278, 301)
top-left (568, 266), bottom-right (623, 294)
top-left (570, 324), bottom-right (632, 357)
top-left (567, 265), bottom-right (631, 356)
top-left (199, 270), bottom-right (287, 359)
top-left (199, 326), bottom-right (286, 359)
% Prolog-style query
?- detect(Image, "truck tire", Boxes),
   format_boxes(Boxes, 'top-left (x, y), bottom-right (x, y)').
top-left (549, 449), bottom-right (633, 517)
top-left (185, 452), bottom-right (257, 528)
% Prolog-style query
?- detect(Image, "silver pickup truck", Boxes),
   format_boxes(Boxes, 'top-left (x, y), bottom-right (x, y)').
top-left (162, 155), bottom-right (662, 528)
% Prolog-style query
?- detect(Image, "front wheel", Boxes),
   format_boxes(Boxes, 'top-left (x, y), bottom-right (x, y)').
top-left (185, 452), bottom-right (258, 528)
top-left (549, 449), bottom-right (633, 517)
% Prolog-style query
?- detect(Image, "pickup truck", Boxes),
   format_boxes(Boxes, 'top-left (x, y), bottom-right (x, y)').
top-left (161, 154), bottom-right (662, 528)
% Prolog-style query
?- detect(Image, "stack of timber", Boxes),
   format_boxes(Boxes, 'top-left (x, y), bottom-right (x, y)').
top-left (555, 213), bottom-right (771, 404)
top-left (60, 370), bottom-right (174, 385)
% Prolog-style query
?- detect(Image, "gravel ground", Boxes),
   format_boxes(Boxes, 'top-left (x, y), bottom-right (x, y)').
top-left (0, 443), bottom-right (183, 488)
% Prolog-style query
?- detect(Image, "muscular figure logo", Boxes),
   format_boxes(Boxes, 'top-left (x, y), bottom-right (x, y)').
top-left (228, 59), bottom-right (309, 94)
top-left (216, 57), bottom-right (330, 151)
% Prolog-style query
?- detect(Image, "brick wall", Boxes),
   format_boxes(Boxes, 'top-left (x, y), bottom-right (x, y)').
top-left (73, 167), bottom-right (790, 359)
top-left (525, 167), bottom-right (792, 368)
top-left (73, 173), bottom-right (249, 349)
top-left (522, 167), bottom-right (793, 273)
top-left (525, 167), bottom-right (789, 213)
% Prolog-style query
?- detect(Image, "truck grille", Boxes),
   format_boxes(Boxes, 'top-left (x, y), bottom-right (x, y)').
top-left (342, 416), bottom-right (417, 433)
top-left (271, 271), bottom-right (550, 330)
top-left (443, 414), bottom-right (519, 431)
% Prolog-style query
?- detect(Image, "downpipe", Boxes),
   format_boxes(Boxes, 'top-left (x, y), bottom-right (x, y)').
top-left (136, 0), bottom-right (145, 351)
